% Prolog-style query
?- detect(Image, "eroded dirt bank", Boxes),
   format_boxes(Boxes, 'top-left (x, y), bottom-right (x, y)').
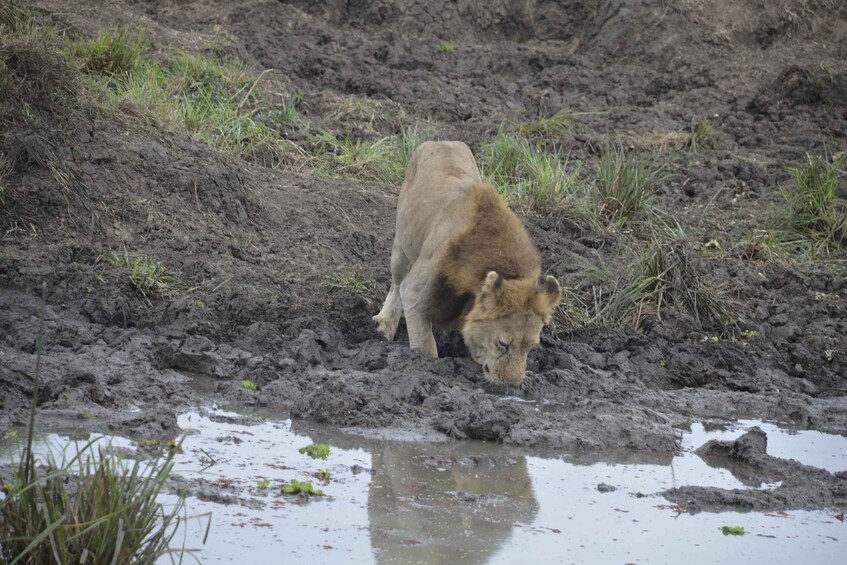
top-left (1, 0), bottom-right (846, 513)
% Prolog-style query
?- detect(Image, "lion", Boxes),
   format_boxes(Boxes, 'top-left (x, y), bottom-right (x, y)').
top-left (373, 141), bottom-right (561, 384)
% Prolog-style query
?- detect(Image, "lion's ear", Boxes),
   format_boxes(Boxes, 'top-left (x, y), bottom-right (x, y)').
top-left (481, 271), bottom-right (504, 296)
top-left (536, 275), bottom-right (561, 323)
top-left (477, 271), bottom-right (504, 313)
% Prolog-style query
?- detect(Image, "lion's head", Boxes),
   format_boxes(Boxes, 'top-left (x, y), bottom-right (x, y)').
top-left (461, 271), bottom-right (561, 385)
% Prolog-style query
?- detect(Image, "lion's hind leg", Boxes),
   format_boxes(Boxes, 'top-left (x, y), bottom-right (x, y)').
top-left (373, 240), bottom-right (409, 341)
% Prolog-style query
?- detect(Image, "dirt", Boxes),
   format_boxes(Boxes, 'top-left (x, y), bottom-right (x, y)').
top-left (666, 427), bottom-right (847, 513)
top-left (1, 0), bottom-right (847, 516)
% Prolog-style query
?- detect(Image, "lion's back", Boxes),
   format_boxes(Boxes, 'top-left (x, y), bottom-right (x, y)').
top-left (394, 141), bottom-right (484, 263)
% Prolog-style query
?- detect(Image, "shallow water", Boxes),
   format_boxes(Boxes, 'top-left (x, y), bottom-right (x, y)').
top-left (3, 410), bottom-right (845, 564)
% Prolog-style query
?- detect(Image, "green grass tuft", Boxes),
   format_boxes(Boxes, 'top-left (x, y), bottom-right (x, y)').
top-left (104, 250), bottom-right (182, 300)
top-left (511, 109), bottom-right (580, 139)
top-left (479, 133), bottom-right (591, 224)
top-left (776, 153), bottom-right (846, 256)
top-left (66, 30), bottom-right (146, 77)
top-left (593, 241), bottom-right (736, 332)
top-left (0, 157), bottom-right (10, 205)
top-left (594, 145), bottom-right (658, 228)
top-left (240, 379), bottom-right (258, 391)
top-left (687, 116), bottom-right (718, 152)
top-left (314, 132), bottom-right (404, 182)
top-left (1, 441), bottom-right (187, 564)
top-left (0, 0), bottom-right (37, 35)
top-left (436, 41), bottom-right (456, 54)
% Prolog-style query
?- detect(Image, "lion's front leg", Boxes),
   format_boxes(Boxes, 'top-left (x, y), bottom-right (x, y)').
top-left (373, 283), bottom-right (402, 341)
top-left (374, 239), bottom-right (410, 341)
top-left (399, 262), bottom-right (438, 358)
top-left (403, 309), bottom-right (437, 358)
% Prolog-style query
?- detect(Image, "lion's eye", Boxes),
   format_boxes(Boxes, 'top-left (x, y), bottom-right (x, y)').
top-left (497, 340), bottom-right (510, 353)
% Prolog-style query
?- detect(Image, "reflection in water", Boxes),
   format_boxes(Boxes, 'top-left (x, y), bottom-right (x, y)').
top-left (367, 446), bottom-right (538, 564)
top-left (3, 413), bottom-right (845, 565)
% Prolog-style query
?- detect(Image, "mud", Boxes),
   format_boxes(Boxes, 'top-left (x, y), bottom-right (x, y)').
top-left (2, 0), bottom-right (847, 522)
top-left (666, 427), bottom-right (847, 514)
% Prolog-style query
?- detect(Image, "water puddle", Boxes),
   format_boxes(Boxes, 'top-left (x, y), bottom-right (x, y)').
top-left (2, 411), bottom-right (845, 564)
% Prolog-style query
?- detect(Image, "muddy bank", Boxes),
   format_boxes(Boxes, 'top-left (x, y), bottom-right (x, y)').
top-left (665, 428), bottom-right (847, 513)
top-left (1, 0), bottom-right (846, 518)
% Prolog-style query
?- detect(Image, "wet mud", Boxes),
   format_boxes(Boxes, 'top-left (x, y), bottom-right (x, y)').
top-left (1, 0), bottom-right (847, 520)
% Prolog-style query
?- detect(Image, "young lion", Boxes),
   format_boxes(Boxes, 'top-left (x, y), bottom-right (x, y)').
top-left (374, 141), bottom-right (561, 385)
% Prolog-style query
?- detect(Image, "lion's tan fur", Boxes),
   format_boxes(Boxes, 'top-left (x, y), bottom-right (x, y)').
top-left (373, 141), bottom-right (561, 384)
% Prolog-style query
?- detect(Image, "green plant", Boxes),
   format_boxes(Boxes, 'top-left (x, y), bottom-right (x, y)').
top-left (398, 125), bottom-right (427, 172)
top-left (594, 241), bottom-right (735, 332)
top-left (104, 250), bottom-right (180, 300)
top-left (281, 480), bottom-right (324, 496)
top-left (256, 478), bottom-right (270, 490)
top-left (594, 145), bottom-right (657, 228)
top-left (298, 443), bottom-right (330, 460)
top-left (323, 269), bottom-right (371, 294)
top-left (436, 41), bottom-right (456, 54)
top-left (777, 154), bottom-right (846, 255)
top-left (271, 92), bottom-right (301, 127)
top-left (479, 133), bottom-right (589, 221)
top-left (0, 156), bottom-right (11, 205)
top-left (687, 116), bottom-right (718, 152)
top-left (314, 132), bottom-right (403, 182)
top-left (0, 285), bottom-right (190, 564)
top-left (240, 379), bottom-right (258, 391)
top-left (720, 526), bottom-right (745, 536)
top-left (0, 0), bottom-right (35, 34)
top-left (315, 469), bottom-right (332, 482)
top-left (511, 109), bottom-right (580, 139)
top-left (66, 30), bottom-right (146, 77)
top-left (1, 442), bottom-right (187, 564)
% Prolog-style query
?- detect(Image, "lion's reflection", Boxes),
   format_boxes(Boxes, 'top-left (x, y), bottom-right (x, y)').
top-left (367, 444), bottom-right (539, 564)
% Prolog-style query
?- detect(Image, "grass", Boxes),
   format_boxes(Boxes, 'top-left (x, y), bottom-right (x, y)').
top-left (1, 442), bottom-right (186, 564)
top-left (323, 269), bottom-right (372, 294)
top-left (638, 131), bottom-right (690, 152)
top-left (776, 153), bottom-right (846, 256)
top-left (436, 41), bottom-right (456, 54)
top-left (547, 287), bottom-right (593, 337)
top-left (593, 241), bottom-right (736, 332)
top-left (104, 250), bottom-right (182, 300)
top-left (0, 0), bottom-right (32, 34)
top-left (397, 125), bottom-right (427, 173)
top-left (0, 156), bottom-right (10, 205)
top-left (479, 133), bottom-right (591, 224)
top-left (0, 285), bottom-right (189, 564)
top-left (271, 91), bottom-right (301, 127)
top-left (687, 116), bottom-right (718, 152)
top-left (313, 125), bottom-right (427, 184)
top-left (594, 145), bottom-right (658, 228)
top-left (66, 31), bottom-right (291, 165)
top-left (65, 30), bottom-right (145, 77)
top-left (510, 109), bottom-right (581, 139)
